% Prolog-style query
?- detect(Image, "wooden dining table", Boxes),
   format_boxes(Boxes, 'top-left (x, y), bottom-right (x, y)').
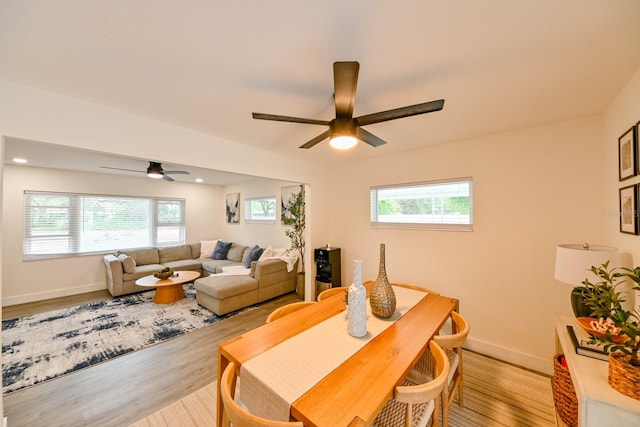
top-left (216, 281), bottom-right (458, 427)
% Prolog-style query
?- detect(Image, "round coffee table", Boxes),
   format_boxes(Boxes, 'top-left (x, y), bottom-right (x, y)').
top-left (135, 270), bottom-right (200, 304)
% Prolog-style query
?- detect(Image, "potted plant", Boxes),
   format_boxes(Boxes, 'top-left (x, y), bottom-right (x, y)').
top-left (282, 185), bottom-right (305, 298)
top-left (578, 262), bottom-right (640, 400)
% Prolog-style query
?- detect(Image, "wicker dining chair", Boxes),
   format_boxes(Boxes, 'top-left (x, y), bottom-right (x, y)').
top-left (409, 311), bottom-right (470, 427)
top-left (372, 340), bottom-right (450, 427)
top-left (220, 361), bottom-right (303, 427)
top-left (316, 286), bottom-right (348, 301)
top-left (266, 301), bottom-right (316, 323)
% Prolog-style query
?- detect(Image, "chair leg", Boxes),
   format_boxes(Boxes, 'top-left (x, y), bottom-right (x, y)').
top-left (442, 385), bottom-right (450, 427)
top-left (458, 352), bottom-right (464, 407)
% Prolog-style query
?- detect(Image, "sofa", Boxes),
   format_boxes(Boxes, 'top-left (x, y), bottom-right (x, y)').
top-left (195, 257), bottom-right (298, 316)
top-left (103, 243), bottom-right (204, 296)
top-left (102, 241), bottom-right (297, 300)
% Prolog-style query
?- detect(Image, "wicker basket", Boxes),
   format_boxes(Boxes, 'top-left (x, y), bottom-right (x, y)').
top-left (552, 354), bottom-right (578, 427)
top-left (608, 352), bottom-right (640, 401)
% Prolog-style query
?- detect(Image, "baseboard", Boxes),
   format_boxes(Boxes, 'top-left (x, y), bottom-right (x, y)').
top-left (465, 336), bottom-right (553, 376)
top-left (2, 282), bottom-right (107, 307)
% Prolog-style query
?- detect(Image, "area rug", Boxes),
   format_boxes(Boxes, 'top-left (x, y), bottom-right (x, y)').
top-left (2, 284), bottom-right (252, 395)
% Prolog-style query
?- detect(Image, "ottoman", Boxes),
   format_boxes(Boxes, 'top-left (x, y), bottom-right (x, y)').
top-left (195, 274), bottom-right (259, 316)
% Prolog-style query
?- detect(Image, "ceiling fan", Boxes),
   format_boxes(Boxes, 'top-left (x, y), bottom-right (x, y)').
top-left (99, 162), bottom-right (190, 181)
top-left (252, 61), bottom-right (445, 150)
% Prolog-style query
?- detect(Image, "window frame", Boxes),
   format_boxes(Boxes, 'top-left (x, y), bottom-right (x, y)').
top-left (23, 191), bottom-right (186, 260)
top-left (370, 177), bottom-right (473, 231)
top-left (244, 195), bottom-right (277, 224)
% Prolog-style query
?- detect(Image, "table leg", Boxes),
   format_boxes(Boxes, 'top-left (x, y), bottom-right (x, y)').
top-left (217, 353), bottom-right (229, 427)
top-left (153, 284), bottom-right (184, 304)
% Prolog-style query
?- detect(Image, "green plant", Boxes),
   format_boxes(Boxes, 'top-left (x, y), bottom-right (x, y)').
top-left (283, 186), bottom-right (305, 272)
top-left (579, 261), bottom-right (626, 319)
top-left (579, 262), bottom-right (640, 366)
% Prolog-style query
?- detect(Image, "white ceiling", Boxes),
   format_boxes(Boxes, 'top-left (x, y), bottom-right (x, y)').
top-left (1, 1), bottom-right (640, 172)
top-left (3, 137), bottom-right (257, 185)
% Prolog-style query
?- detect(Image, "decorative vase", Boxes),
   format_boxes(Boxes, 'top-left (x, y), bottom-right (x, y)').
top-left (348, 260), bottom-right (367, 337)
top-left (570, 288), bottom-right (592, 318)
top-left (370, 243), bottom-right (396, 318)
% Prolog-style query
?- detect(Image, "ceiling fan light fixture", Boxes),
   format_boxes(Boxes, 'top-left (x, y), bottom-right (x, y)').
top-left (146, 162), bottom-right (164, 179)
top-left (329, 135), bottom-right (358, 150)
top-left (329, 118), bottom-right (358, 150)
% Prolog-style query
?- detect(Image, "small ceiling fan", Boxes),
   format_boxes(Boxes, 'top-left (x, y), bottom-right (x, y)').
top-left (100, 162), bottom-right (190, 181)
top-left (252, 61), bottom-right (445, 150)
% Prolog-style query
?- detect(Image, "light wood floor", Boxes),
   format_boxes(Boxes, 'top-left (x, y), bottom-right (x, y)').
top-left (2, 291), bottom-right (302, 427)
top-left (130, 349), bottom-right (556, 427)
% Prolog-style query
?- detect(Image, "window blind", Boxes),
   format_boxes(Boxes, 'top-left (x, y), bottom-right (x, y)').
top-left (24, 191), bottom-right (185, 259)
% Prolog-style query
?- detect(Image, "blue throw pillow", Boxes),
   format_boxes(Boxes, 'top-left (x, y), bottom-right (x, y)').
top-left (212, 241), bottom-right (232, 260)
top-left (244, 245), bottom-right (264, 268)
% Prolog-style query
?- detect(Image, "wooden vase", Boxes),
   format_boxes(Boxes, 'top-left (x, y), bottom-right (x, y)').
top-left (370, 243), bottom-right (396, 318)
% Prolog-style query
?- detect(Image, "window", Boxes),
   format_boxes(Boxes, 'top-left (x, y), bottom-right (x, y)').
top-left (24, 191), bottom-right (185, 258)
top-left (370, 177), bottom-right (473, 230)
top-left (244, 196), bottom-right (276, 223)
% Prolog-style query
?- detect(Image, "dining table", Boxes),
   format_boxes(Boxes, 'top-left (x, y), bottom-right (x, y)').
top-left (216, 281), bottom-right (458, 427)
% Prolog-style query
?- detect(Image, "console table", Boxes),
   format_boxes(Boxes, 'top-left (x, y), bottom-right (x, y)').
top-left (554, 313), bottom-right (640, 426)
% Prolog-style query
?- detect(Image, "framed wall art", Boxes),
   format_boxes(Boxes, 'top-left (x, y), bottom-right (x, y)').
top-left (619, 184), bottom-right (637, 235)
top-left (618, 126), bottom-right (636, 181)
top-left (226, 192), bottom-right (240, 224)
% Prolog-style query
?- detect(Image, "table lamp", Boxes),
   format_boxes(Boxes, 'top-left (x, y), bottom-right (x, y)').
top-left (554, 243), bottom-right (619, 317)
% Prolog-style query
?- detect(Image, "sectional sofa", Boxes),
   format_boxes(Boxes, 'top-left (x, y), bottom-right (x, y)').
top-left (102, 241), bottom-right (296, 299)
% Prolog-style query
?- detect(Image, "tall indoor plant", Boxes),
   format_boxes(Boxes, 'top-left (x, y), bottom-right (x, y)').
top-left (282, 185), bottom-right (305, 298)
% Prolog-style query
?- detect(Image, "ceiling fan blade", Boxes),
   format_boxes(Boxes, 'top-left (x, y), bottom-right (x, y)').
top-left (357, 127), bottom-right (387, 148)
top-left (162, 174), bottom-right (175, 182)
top-left (333, 61), bottom-right (359, 119)
top-left (356, 99), bottom-right (445, 126)
top-left (252, 112), bottom-right (330, 126)
top-left (164, 170), bottom-right (190, 175)
top-left (299, 129), bottom-right (331, 149)
top-left (99, 166), bottom-right (144, 173)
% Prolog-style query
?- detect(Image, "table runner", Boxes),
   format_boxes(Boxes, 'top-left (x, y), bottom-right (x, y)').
top-left (239, 285), bottom-right (427, 421)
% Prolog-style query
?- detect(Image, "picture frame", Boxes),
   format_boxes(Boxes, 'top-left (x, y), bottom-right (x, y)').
top-left (618, 126), bottom-right (636, 181)
top-left (619, 185), bottom-right (637, 235)
top-left (226, 192), bottom-right (240, 224)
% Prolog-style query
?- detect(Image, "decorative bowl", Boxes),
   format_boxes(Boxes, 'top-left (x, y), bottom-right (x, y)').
top-left (576, 317), bottom-right (628, 344)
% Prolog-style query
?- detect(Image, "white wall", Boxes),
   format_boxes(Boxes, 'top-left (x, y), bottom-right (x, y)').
top-left (2, 165), bottom-right (224, 304)
top-left (605, 67), bottom-right (640, 303)
top-left (328, 116), bottom-right (606, 374)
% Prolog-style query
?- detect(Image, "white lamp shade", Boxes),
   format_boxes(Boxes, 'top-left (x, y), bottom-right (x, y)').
top-left (554, 244), bottom-right (619, 286)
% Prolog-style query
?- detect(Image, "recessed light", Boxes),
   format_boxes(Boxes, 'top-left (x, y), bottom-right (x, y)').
top-left (12, 158), bottom-right (28, 164)
top-left (195, 178), bottom-right (203, 183)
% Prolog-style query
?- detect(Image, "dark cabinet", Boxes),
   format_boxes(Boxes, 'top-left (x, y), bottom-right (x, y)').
top-left (314, 247), bottom-right (341, 293)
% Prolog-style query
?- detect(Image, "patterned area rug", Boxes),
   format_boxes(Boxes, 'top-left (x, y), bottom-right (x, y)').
top-left (2, 284), bottom-right (250, 395)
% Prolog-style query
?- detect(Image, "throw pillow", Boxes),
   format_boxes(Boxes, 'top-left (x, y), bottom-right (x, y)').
top-left (199, 239), bottom-right (220, 259)
top-left (118, 254), bottom-right (136, 274)
top-left (244, 245), bottom-right (264, 268)
top-left (212, 241), bottom-right (233, 260)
